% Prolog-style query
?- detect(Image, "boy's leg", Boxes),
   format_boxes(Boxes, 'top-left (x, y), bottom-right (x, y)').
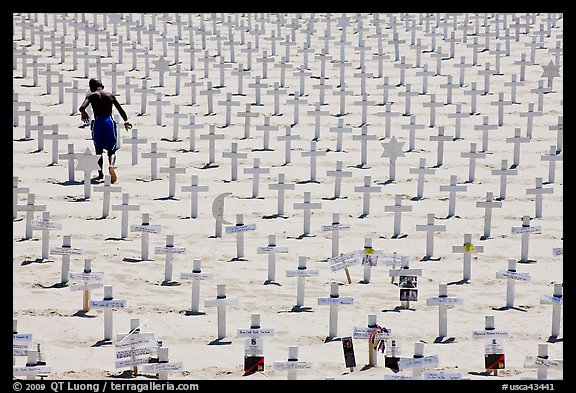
top-left (95, 147), bottom-right (104, 180)
top-left (107, 149), bottom-right (117, 183)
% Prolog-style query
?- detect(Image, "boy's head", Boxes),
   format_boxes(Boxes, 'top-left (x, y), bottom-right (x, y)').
top-left (89, 78), bottom-right (104, 92)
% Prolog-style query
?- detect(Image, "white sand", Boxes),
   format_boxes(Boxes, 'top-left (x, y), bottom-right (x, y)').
top-left (13, 13), bottom-right (563, 381)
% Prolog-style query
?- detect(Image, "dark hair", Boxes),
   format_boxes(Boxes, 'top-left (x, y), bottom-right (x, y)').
top-left (89, 78), bottom-right (104, 92)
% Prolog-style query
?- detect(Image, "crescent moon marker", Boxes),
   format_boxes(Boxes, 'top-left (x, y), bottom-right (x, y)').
top-left (212, 192), bottom-right (233, 225)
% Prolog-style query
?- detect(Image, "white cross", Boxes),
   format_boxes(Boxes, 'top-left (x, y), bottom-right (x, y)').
top-left (491, 159), bottom-right (518, 200)
top-left (476, 192), bottom-right (503, 239)
top-left (439, 174), bottom-right (467, 218)
top-left (111, 193), bottom-right (140, 239)
top-left (415, 213), bottom-right (446, 260)
top-left (93, 175), bottom-right (122, 218)
top-left (268, 173), bottom-right (295, 217)
top-left (244, 157), bottom-right (270, 199)
top-left (300, 140), bottom-right (326, 183)
top-left (181, 175), bottom-right (209, 219)
top-left (17, 193), bottom-right (46, 240)
top-left (354, 175), bottom-right (381, 217)
top-left (452, 234), bottom-right (484, 282)
top-left (122, 128), bottom-right (148, 166)
top-left (154, 234), bottom-right (186, 284)
top-left (31, 211), bottom-right (62, 260)
top-left (526, 178), bottom-right (553, 219)
top-left (384, 194), bottom-right (413, 238)
top-left (293, 192), bottom-right (322, 237)
top-left (204, 284), bottom-right (240, 340)
top-left (159, 157), bottom-right (186, 199)
top-left (199, 125), bottom-right (225, 168)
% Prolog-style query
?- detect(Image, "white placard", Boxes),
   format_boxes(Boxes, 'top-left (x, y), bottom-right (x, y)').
top-left (385, 340), bottom-right (401, 356)
top-left (317, 297), bottom-right (354, 305)
top-left (524, 356), bottom-right (563, 369)
top-left (353, 327), bottom-right (392, 340)
top-left (273, 361), bottom-right (312, 370)
top-left (384, 375), bottom-right (412, 380)
top-left (89, 299), bottom-right (127, 308)
top-left (69, 282), bottom-right (105, 291)
top-left (389, 268), bottom-right (422, 277)
top-left (116, 347), bottom-right (155, 359)
top-left (244, 338), bottom-right (264, 355)
top-left (204, 297), bottom-right (240, 307)
top-left (423, 371), bottom-right (462, 380)
top-left (484, 338), bottom-right (505, 354)
top-left (131, 224), bottom-right (162, 234)
top-left (116, 333), bottom-right (155, 348)
top-left (426, 297), bottom-right (464, 306)
top-left (552, 248), bottom-right (563, 256)
top-left (329, 253), bottom-right (360, 272)
top-left (257, 246), bottom-right (289, 253)
top-left (226, 224), bottom-right (256, 234)
top-left (31, 220), bottom-right (62, 230)
top-left (321, 224), bottom-right (351, 232)
top-left (379, 253), bottom-right (409, 266)
top-left (540, 294), bottom-right (563, 305)
top-left (496, 270), bottom-right (531, 281)
top-left (69, 272), bottom-right (105, 281)
top-left (115, 357), bottom-right (151, 369)
top-left (398, 355), bottom-right (439, 370)
top-left (13, 333), bottom-right (33, 342)
top-left (12, 366), bottom-right (53, 375)
top-left (13, 345), bottom-right (29, 356)
top-left (237, 328), bottom-right (275, 337)
top-left (472, 330), bottom-right (509, 339)
top-left (286, 269), bottom-right (320, 277)
top-left (154, 246), bottom-right (186, 254)
top-left (50, 246), bottom-right (83, 255)
top-left (511, 225), bottom-right (542, 235)
top-left (180, 272), bottom-right (214, 281)
top-left (141, 362), bottom-right (184, 372)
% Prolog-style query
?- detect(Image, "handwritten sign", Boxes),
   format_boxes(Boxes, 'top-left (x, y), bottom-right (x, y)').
top-left (50, 246), bottom-right (82, 255)
top-left (496, 270), bottom-right (531, 281)
top-left (226, 224), bottom-right (256, 234)
top-left (552, 248), bottom-right (563, 256)
top-left (180, 272), bottom-right (214, 281)
top-left (321, 224), bottom-right (350, 232)
top-left (154, 246), bottom-right (186, 254)
top-left (141, 362), bottom-right (184, 372)
top-left (398, 355), bottom-right (439, 370)
top-left (32, 220), bottom-right (62, 230)
top-left (540, 294), bottom-right (563, 305)
top-left (257, 246), bottom-right (289, 253)
top-left (472, 330), bottom-right (509, 339)
top-left (426, 297), bottom-right (464, 306)
top-left (12, 365), bottom-right (53, 375)
top-left (511, 225), bottom-right (542, 235)
top-left (352, 327), bottom-right (392, 340)
top-left (131, 224), bottom-right (162, 234)
top-left (423, 372), bottom-right (462, 380)
top-left (524, 356), bottom-right (563, 369)
top-left (273, 361), bottom-right (312, 370)
top-left (89, 299), bottom-right (127, 308)
top-left (238, 328), bottom-right (275, 337)
top-left (286, 269), bottom-right (320, 277)
top-left (317, 297), bottom-right (354, 305)
top-left (328, 252), bottom-right (360, 272)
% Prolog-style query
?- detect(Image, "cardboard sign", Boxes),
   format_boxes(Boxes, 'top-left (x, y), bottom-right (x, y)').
top-left (69, 272), bottom-right (104, 281)
top-left (389, 268), bottom-right (422, 277)
top-left (423, 371), bottom-right (462, 380)
top-left (226, 224), bottom-right (256, 234)
top-left (69, 281), bottom-right (104, 291)
top-left (12, 365), bottom-right (53, 375)
top-left (257, 246), bottom-right (289, 254)
top-left (398, 355), bottom-right (439, 370)
top-left (31, 220), bottom-right (62, 230)
top-left (180, 272), bottom-right (213, 281)
top-left (115, 357), bottom-right (150, 369)
top-left (378, 253), bottom-right (409, 267)
top-left (511, 225), bottom-right (542, 235)
top-left (342, 336), bottom-right (356, 369)
top-left (496, 270), bottom-right (531, 281)
top-left (50, 246), bottom-right (82, 255)
top-left (115, 333), bottom-right (155, 348)
top-left (321, 224), bottom-right (350, 232)
top-left (154, 246), bottom-right (186, 254)
top-left (13, 333), bottom-right (33, 341)
top-left (89, 299), bottom-right (127, 308)
top-left (524, 356), bottom-right (563, 369)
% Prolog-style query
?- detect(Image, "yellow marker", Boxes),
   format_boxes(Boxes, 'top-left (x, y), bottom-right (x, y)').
top-left (464, 243), bottom-right (474, 252)
top-left (364, 247), bottom-right (374, 255)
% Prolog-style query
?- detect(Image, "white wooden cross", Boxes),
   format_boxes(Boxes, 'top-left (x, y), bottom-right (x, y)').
top-left (204, 284), bottom-right (240, 339)
top-left (452, 234), bottom-right (484, 282)
top-left (415, 213), bottom-right (446, 260)
top-left (130, 213), bottom-right (161, 261)
top-left (496, 259), bottom-right (531, 308)
top-left (549, 115), bottom-right (563, 153)
top-left (181, 115), bottom-right (204, 153)
top-left (199, 124), bottom-right (225, 168)
top-left (286, 256), bottom-right (319, 310)
top-left (505, 128), bottom-right (530, 168)
top-left (317, 282), bottom-right (354, 338)
top-left (159, 156), bottom-right (186, 199)
top-left (75, 148), bottom-right (101, 199)
top-left (13, 344), bottom-right (52, 380)
top-left (273, 346), bottom-right (312, 380)
top-left (237, 313), bottom-right (275, 363)
top-left (524, 343), bottom-right (563, 380)
top-left (354, 175), bottom-right (381, 218)
top-left (512, 215), bottom-right (542, 263)
top-left (293, 192), bottom-right (322, 237)
top-left (257, 234), bottom-right (289, 283)
top-left (472, 316), bottom-right (509, 376)
top-left (244, 157), bottom-right (270, 199)
top-left (358, 237), bottom-right (386, 284)
top-left (541, 145), bottom-right (562, 184)
top-left (120, 128), bottom-right (147, 166)
top-left (326, 160), bottom-right (352, 199)
top-left (439, 174), bottom-right (467, 218)
top-left (180, 259), bottom-right (213, 315)
top-left (429, 126), bottom-right (453, 167)
top-left (301, 140), bottom-right (326, 183)
top-left (321, 213), bottom-right (350, 259)
top-left (31, 211), bottom-right (62, 260)
top-left (50, 234), bottom-right (82, 285)
top-left (181, 175), bottom-right (209, 219)
top-left (154, 234), bottom-right (186, 284)
top-left (426, 283), bottom-right (464, 338)
top-left (476, 192), bottom-right (502, 239)
top-left (89, 285), bottom-right (126, 341)
top-left (222, 142), bottom-right (247, 182)
top-left (526, 177), bottom-right (553, 219)
top-left (540, 282), bottom-right (563, 339)
top-left (329, 118), bottom-right (353, 152)
top-left (397, 342), bottom-right (439, 379)
top-left (382, 194), bottom-right (412, 239)
top-left (141, 142), bottom-right (167, 181)
top-left (43, 125), bottom-right (68, 166)
top-left (93, 174), bottom-right (122, 218)
top-left (268, 173), bottom-right (294, 217)
top-left (277, 125), bottom-right (301, 165)
top-left (13, 176), bottom-right (29, 220)
top-left (142, 344), bottom-right (183, 380)
top-left (307, 102), bottom-right (330, 141)
top-left (352, 124), bottom-right (377, 168)
top-left (491, 159), bottom-right (518, 200)
top-left (381, 136), bottom-right (405, 183)
top-left (409, 158), bottom-right (436, 200)
top-left (226, 214), bottom-right (256, 260)
top-left (423, 94), bottom-right (444, 128)
top-left (149, 92), bottom-right (170, 126)
top-left (12, 320), bottom-right (33, 364)
top-left (111, 193), bottom-right (140, 239)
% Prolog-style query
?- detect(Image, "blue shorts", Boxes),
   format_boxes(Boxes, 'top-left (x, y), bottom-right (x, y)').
top-left (91, 116), bottom-right (118, 152)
